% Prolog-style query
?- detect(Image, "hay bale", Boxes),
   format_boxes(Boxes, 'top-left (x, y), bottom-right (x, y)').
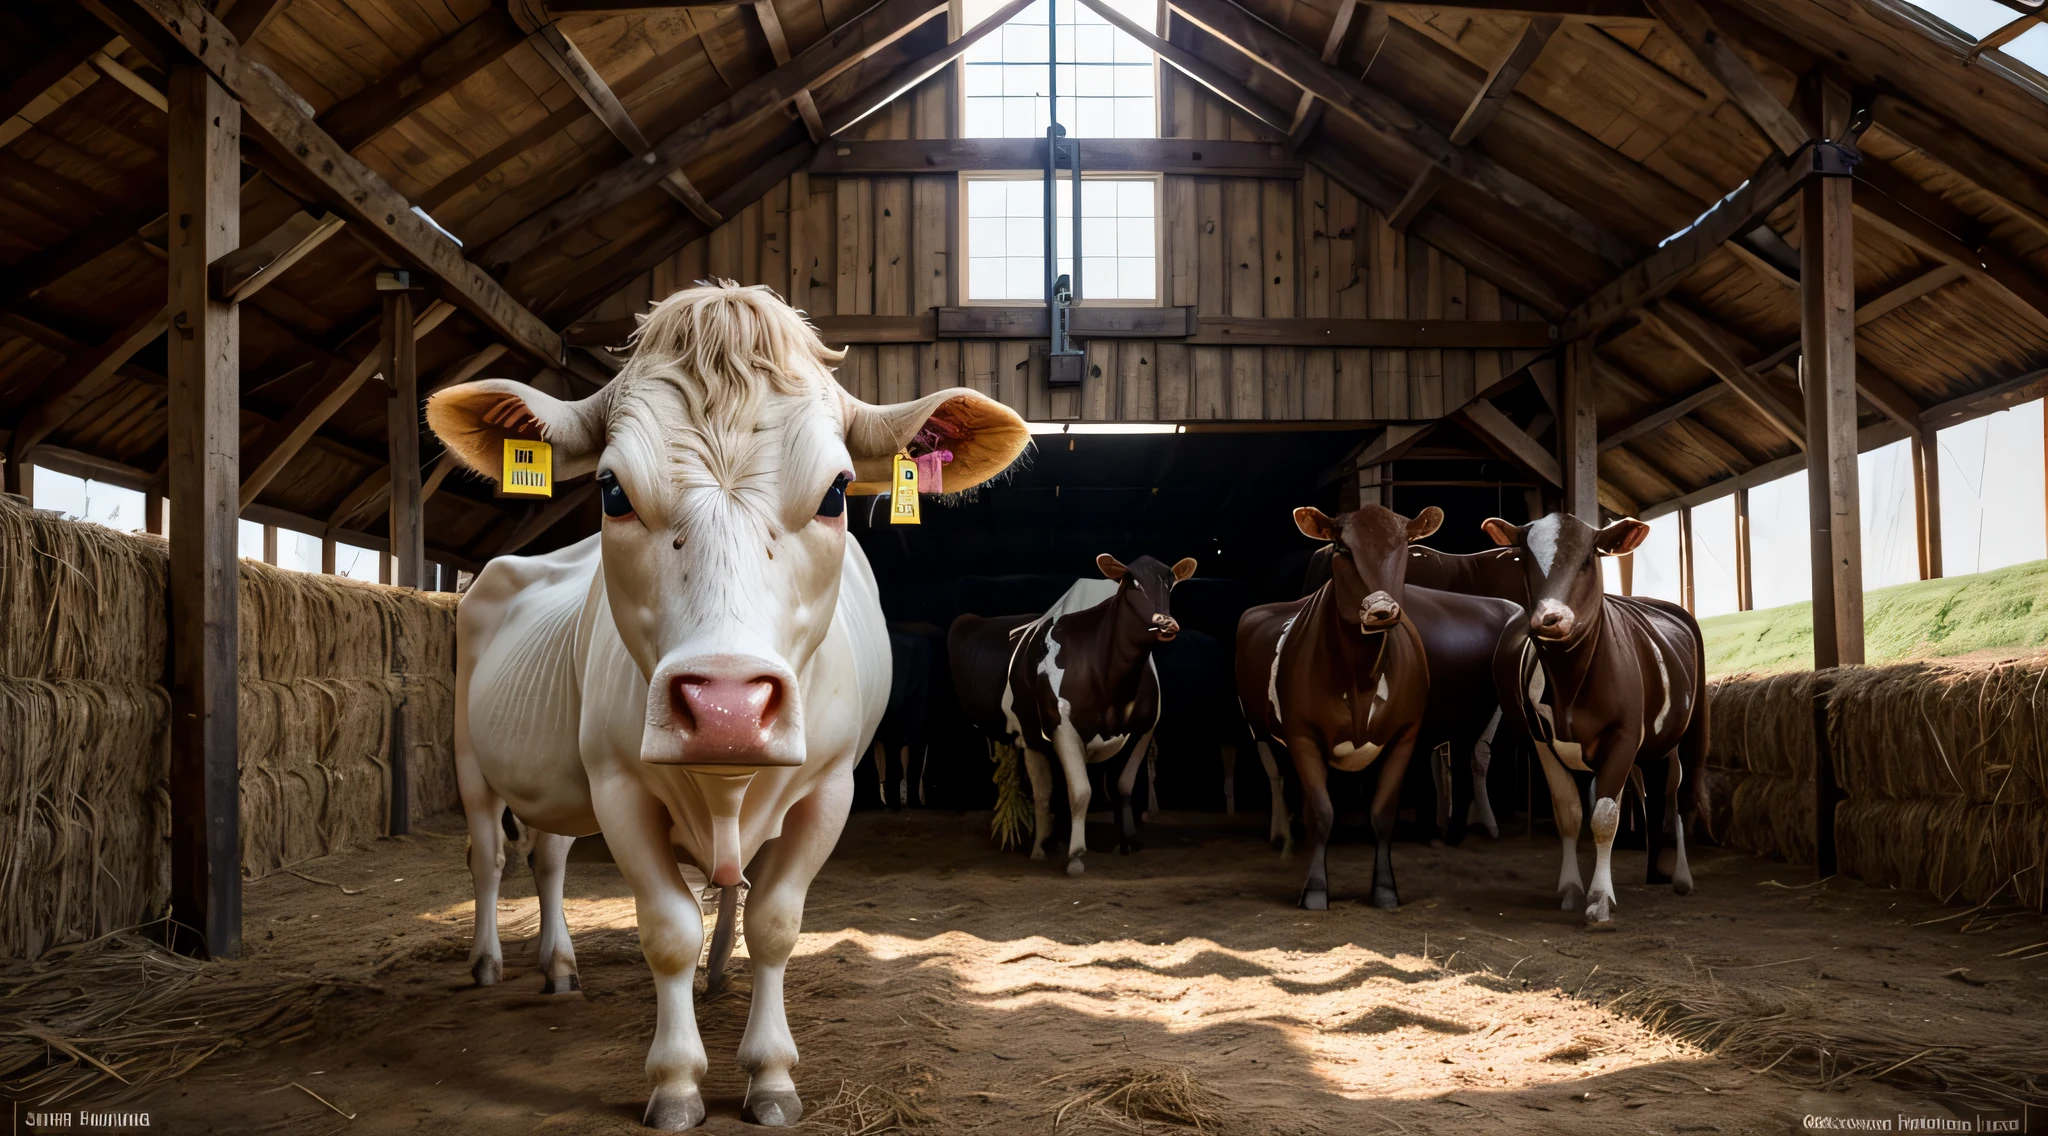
top-left (1702, 672), bottom-right (1816, 858)
top-left (0, 497), bottom-right (165, 684)
top-left (0, 679), bottom-right (170, 959)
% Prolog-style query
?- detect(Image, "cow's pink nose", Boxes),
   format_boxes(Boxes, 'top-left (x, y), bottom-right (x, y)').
top-left (672, 675), bottom-right (783, 754)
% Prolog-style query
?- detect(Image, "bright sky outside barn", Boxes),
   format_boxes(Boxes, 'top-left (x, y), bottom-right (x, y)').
top-left (3, 0), bottom-right (2047, 1130)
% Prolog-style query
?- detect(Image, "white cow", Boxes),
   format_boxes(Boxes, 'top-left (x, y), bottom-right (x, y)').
top-left (429, 282), bottom-right (1028, 1129)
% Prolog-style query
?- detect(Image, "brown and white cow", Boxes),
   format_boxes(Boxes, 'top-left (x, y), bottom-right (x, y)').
top-left (431, 283), bottom-right (1028, 1128)
top-left (1236, 505), bottom-right (1520, 910)
top-left (1482, 512), bottom-right (1708, 926)
top-left (950, 555), bottom-right (1195, 873)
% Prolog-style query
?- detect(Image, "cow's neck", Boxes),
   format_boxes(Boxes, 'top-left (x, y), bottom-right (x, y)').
top-left (1064, 594), bottom-right (1155, 704)
top-left (1306, 583), bottom-right (1392, 689)
top-left (1532, 592), bottom-right (1606, 730)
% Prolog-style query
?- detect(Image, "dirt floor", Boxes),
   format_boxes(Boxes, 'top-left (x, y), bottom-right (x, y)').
top-left (116, 809), bottom-right (2046, 1135)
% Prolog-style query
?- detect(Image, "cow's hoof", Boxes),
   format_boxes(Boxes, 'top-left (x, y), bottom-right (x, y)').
top-left (1558, 884), bottom-right (1585, 913)
top-left (470, 956), bottom-right (501, 987)
top-left (1029, 846), bottom-right (1047, 861)
top-left (1369, 887), bottom-right (1399, 910)
top-left (1065, 858), bottom-right (1086, 877)
top-left (1480, 823), bottom-right (1500, 840)
top-left (742, 1088), bottom-right (804, 1126)
top-left (1299, 889), bottom-right (1328, 911)
top-left (1673, 874), bottom-right (1694, 897)
top-left (541, 973), bottom-right (580, 995)
top-left (1583, 895), bottom-right (1614, 927)
top-left (643, 1087), bottom-right (706, 1130)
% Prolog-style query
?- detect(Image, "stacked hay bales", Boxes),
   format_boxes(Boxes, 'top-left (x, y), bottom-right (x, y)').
top-left (1829, 658), bottom-right (2048, 911)
top-left (0, 499), bottom-right (170, 961)
top-left (236, 560), bottom-right (459, 877)
top-left (0, 497), bottom-right (460, 958)
top-left (1704, 654), bottom-right (2048, 912)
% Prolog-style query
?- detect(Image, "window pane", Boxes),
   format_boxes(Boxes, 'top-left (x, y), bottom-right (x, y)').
top-left (1006, 257), bottom-right (1042, 299)
top-left (970, 257), bottom-right (1005, 299)
top-left (1117, 216), bottom-right (1154, 257)
top-left (1907, 0), bottom-right (2025, 38)
top-left (1076, 64), bottom-right (1114, 96)
top-left (969, 216), bottom-right (1006, 256)
top-left (1114, 63), bottom-right (1153, 95)
top-left (335, 542), bottom-right (382, 582)
top-left (1081, 215), bottom-right (1117, 253)
top-left (239, 519), bottom-right (265, 560)
top-left (1121, 257), bottom-right (1156, 299)
top-left (1117, 179), bottom-right (1153, 215)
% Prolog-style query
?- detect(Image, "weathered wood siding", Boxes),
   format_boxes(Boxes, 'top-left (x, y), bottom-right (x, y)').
top-left (586, 69), bottom-right (1549, 421)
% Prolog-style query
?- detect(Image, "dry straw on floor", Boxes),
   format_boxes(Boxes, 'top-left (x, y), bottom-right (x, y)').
top-left (0, 927), bottom-right (359, 1106)
top-left (1046, 1063), bottom-right (1229, 1134)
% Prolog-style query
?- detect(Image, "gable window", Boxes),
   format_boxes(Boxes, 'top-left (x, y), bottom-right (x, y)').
top-left (962, 0), bottom-right (1158, 139)
top-left (964, 174), bottom-right (1158, 303)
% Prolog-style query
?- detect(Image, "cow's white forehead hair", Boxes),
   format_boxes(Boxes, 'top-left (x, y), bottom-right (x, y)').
top-left (604, 281), bottom-right (848, 499)
top-left (1527, 514), bottom-right (1564, 577)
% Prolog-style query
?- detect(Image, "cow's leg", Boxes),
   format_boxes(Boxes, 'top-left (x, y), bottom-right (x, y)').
top-left (1255, 740), bottom-right (1291, 854)
top-left (1289, 742), bottom-right (1334, 910)
top-left (530, 831), bottom-right (580, 994)
top-left (1668, 753), bottom-right (1694, 895)
top-left (458, 746), bottom-right (508, 987)
top-left (1220, 743), bottom-right (1237, 815)
top-left (1585, 750), bottom-right (1633, 926)
top-left (736, 782), bottom-right (851, 1126)
top-left (1367, 734), bottom-right (1419, 910)
top-left (1023, 747), bottom-right (1055, 861)
top-left (1641, 753), bottom-right (1672, 887)
top-left (1533, 745), bottom-right (1585, 912)
top-left (1112, 733), bottom-right (1152, 854)
top-left (1468, 708), bottom-right (1502, 839)
top-left (870, 740), bottom-right (891, 808)
top-left (593, 780), bottom-right (709, 1130)
top-left (1051, 725), bottom-right (1092, 875)
top-left (1143, 741), bottom-right (1158, 824)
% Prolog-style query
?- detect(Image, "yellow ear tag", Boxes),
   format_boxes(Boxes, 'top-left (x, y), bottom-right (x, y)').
top-left (889, 451), bottom-right (920, 525)
top-left (500, 438), bottom-right (553, 498)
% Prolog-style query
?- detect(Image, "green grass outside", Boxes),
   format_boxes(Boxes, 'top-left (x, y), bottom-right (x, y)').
top-left (1698, 558), bottom-right (2048, 675)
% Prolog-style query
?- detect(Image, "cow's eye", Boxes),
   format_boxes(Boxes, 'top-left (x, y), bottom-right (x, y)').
top-left (597, 470), bottom-right (634, 519)
top-left (817, 472), bottom-right (852, 518)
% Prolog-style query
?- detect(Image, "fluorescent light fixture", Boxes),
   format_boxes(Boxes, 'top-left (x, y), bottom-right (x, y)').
top-left (1025, 422), bottom-right (1184, 435)
top-left (412, 205), bottom-right (463, 247)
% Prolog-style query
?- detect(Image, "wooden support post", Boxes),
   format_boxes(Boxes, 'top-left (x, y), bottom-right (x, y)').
top-left (1677, 503), bottom-right (1695, 614)
top-left (146, 489), bottom-right (164, 535)
top-left (261, 523), bottom-right (277, 564)
top-left (321, 531), bottom-right (337, 574)
top-left (382, 274), bottom-right (424, 590)
top-left (1616, 551), bottom-right (1634, 596)
top-left (1734, 486), bottom-right (1753, 611)
top-left (1561, 340), bottom-right (1598, 522)
top-left (1913, 427), bottom-right (1942, 580)
top-left (1801, 104), bottom-right (1863, 671)
top-left (166, 66), bottom-right (243, 960)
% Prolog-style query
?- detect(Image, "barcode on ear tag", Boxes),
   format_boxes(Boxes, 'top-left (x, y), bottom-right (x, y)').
top-left (889, 451), bottom-right (920, 525)
top-left (500, 438), bottom-right (553, 498)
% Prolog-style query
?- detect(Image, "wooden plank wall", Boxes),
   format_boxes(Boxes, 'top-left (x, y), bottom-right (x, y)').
top-left (586, 69), bottom-right (1550, 421)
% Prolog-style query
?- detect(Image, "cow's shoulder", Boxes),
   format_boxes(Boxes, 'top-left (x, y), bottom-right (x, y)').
top-left (460, 534), bottom-right (603, 664)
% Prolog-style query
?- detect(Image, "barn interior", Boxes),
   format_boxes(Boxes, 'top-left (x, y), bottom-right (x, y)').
top-left (4, 0), bottom-right (2048, 1127)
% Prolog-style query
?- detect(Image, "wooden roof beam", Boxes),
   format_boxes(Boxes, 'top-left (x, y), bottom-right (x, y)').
top-left (3, 305), bottom-right (170, 488)
top-left (1636, 298), bottom-right (1806, 447)
top-left (1870, 93), bottom-right (2048, 245)
top-left (754, 1), bottom-right (827, 142)
top-left (1459, 399), bottom-right (1564, 484)
top-left (1449, 15), bottom-right (1560, 145)
top-left (480, 0), bottom-right (948, 270)
top-left (0, 23), bottom-right (107, 124)
top-left (318, 9), bottom-right (527, 150)
top-left (1080, 0), bottom-right (1294, 132)
top-left (1169, 0), bottom-right (1635, 266)
top-left (1854, 157), bottom-right (2048, 333)
top-left (1640, 0), bottom-right (1804, 155)
top-left (828, 0), bottom-right (1049, 134)
top-left (1376, 0), bottom-right (1650, 18)
top-left (239, 300), bottom-right (455, 511)
top-left (1598, 381), bottom-right (1728, 451)
top-left (120, 0), bottom-right (570, 371)
top-left (522, 17), bottom-right (723, 227)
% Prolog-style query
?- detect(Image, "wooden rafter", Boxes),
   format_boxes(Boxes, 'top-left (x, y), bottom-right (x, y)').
top-left (1855, 264), bottom-right (1962, 326)
top-left (1169, 0), bottom-right (1636, 266)
top-left (1377, 0), bottom-right (1649, 16)
top-left (826, 0), bottom-right (1032, 133)
top-left (1075, 0), bottom-right (1294, 133)
top-left (117, 0), bottom-right (570, 370)
top-left (754, 0), bottom-right (827, 142)
top-left (1871, 94), bottom-right (2048, 244)
top-left (1459, 399), bottom-right (1564, 485)
top-left (1637, 298), bottom-right (1806, 447)
top-left (3, 305), bottom-right (170, 490)
top-left (1640, 0), bottom-right (1804, 155)
top-left (1598, 381), bottom-right (1728, 451)
top-left (1854, 157), bottom-right (2048, 331)
top-left (0, 24), bottom-right (105, 124)
top-left (318, 9), bottom-right (527, 149)
top-left (479, 0), bottom-right (949, 270)
top-left (1449, 15), bottom-right (1560, 145)
top-left (524, 19), bottom-right (723, 227)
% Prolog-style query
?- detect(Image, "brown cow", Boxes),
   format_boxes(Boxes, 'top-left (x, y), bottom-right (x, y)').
top-left (1482, 513), bottom-right (1708, 926)
top-left (950, 554), bottom-right (1196, 873)
top-left (1237, 505), bottom-right (1519, 910)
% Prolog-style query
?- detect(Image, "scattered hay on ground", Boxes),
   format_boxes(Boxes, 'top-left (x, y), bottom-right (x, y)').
top-left (1047, 1063), bottom-right (1229, 1133)
top-left (806, 1075), bottom-right (939, 1135)
top-left (1604, 976), bottom-right (2047, 1108)
top-left (0, 927), bottom-right (365, 1106)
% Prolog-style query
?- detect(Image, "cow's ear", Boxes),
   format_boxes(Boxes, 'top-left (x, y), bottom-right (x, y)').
top-left (1096, 553), bottom-right (1129, 581)
top-left (1405, 506), bottom-right (1443, 542)
top-left (426, 379), bottom-right (609, 482)
top-left (1171, 557), bottom-right (1197, 583)
top-left (1293, 507), bottom-right (1336, 542)
top-left (1480, 517), bottom-right (1522, 547)
top-left (1596, 517), bottom-right (1651, 556)
top-left (842, 388), bottom-right (1030, 494)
